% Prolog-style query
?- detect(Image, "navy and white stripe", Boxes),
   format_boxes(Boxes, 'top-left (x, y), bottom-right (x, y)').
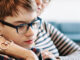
top-left (35, 17), bottom-right (80, 60)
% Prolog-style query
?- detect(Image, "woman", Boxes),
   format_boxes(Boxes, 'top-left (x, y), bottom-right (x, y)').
top-left (0, 0), bottom-right (39, 60)
top-left (35, 0), bottom-right (80, 60)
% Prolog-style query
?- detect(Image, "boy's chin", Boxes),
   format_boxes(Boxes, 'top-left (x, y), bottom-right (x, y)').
top-left (23, 43), bottom-right (35, 48)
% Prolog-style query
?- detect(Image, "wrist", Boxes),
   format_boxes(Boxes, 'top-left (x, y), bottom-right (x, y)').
top-left (0, 36), bottom-right (38, 60)
top-left (0, 37), bottom-right (13, 53)
top-left (0, 38), bottom-right (28, 59)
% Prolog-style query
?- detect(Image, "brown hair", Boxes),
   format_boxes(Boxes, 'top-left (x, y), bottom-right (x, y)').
top-left (0, 0), bottom-right (37, 20)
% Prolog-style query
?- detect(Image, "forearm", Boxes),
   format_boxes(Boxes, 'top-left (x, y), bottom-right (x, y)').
top-left (59, 50), bottom-right (80, 60)
top-left (0, 37), bottom-right (38, 60)
top-left (47, 50), bottom-right (80, 60)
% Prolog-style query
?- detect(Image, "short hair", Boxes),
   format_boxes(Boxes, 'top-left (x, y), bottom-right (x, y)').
top-left (0, 0), bottom-right (37, 20)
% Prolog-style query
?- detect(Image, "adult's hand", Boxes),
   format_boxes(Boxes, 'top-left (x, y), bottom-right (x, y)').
top-left (41, 50), bottom-right (57, 60)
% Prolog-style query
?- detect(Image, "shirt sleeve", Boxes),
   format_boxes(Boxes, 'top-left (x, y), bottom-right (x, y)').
top-left (0, 54), bottom-right (23, 60)
top-left (44, 22), bottom-right (80, 60)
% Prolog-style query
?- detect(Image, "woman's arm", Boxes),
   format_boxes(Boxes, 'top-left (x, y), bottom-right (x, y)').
top-left (45, 22), bottom-right (80, 60)
top-left (0, 36), bottom-right (38, 60)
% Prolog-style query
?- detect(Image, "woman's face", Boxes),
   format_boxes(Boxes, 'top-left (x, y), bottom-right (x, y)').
top-left (35, 0), bottom-right (50, 16)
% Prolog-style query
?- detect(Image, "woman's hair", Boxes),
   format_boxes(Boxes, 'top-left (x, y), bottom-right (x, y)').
top-left (0, 0), bottom-right (37, 20)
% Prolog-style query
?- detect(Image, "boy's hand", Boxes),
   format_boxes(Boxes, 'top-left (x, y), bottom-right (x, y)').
top-left (0, 36), bottom-right (39, 60)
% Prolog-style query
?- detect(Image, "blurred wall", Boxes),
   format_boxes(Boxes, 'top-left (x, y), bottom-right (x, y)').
top-left (40, 0), bottom-right (80, 22)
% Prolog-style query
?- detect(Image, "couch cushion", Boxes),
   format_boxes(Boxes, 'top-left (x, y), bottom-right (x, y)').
top-left (48, 22), bottom-right (57, 27)
top-left (59, 23), bottom-right (80, 34)
top-left (64, 34), bottom-right (80, 42)
top-left (48, 21), bottom-right (80, 42)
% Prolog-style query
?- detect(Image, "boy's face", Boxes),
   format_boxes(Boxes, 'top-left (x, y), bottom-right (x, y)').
top-left (1, 7), bottom-right (38, 48)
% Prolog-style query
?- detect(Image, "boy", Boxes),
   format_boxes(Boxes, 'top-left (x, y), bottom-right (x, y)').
top-left (0, 0), bottom-right (40, 60)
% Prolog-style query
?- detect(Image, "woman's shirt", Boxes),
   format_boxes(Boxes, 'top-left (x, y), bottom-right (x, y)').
top-left (35, 18), bottom-right (80, 60)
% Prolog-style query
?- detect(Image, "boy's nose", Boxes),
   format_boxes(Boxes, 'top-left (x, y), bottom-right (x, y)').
top-left (24, 27), bottom-right (34, 37)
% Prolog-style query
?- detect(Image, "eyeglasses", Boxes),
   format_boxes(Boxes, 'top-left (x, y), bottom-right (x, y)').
top-left (42, 0), bottom-right (51, 3)
top-left (0, 17), bottom-right (42, 34)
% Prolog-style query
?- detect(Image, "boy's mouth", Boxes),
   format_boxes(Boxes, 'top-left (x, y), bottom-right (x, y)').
top-left (24, 40), bottom-right (34, 44)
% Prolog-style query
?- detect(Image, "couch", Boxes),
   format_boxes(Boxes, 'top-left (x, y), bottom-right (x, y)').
top-left (48, 21), bottom-right (80, 43)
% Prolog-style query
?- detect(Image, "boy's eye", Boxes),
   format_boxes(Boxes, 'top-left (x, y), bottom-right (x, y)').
top-left (18, 25), bottom-right (27, 31)
top-left (18, 25), bottom-right (23, 28)
top-left (18, 26), bottom-right (24, 29)
top-left (32, 22), bottom-right (40, 28)
top-left (17, 24), bottom-right (27, 29)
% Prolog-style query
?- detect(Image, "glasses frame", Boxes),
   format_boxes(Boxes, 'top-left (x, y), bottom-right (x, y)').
top-left (0, 17), bottom-right (42, 34)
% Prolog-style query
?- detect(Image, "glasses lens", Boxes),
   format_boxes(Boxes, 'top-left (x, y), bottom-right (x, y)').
top-left (18, 25), bottom-right (27, 34)
top-left (32, 20), bottom-right (41, 29)
top-left (17, 20), bottom-right (41, 34)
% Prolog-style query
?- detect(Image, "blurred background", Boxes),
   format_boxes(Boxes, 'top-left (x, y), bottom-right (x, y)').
top-left (40, 0), bottom-right (80, 45)
top-left (40, 0), bottom-right (80, 22)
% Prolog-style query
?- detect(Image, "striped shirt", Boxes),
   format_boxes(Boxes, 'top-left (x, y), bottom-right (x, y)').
top-left (35, 17), bottom-right (80, 60)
